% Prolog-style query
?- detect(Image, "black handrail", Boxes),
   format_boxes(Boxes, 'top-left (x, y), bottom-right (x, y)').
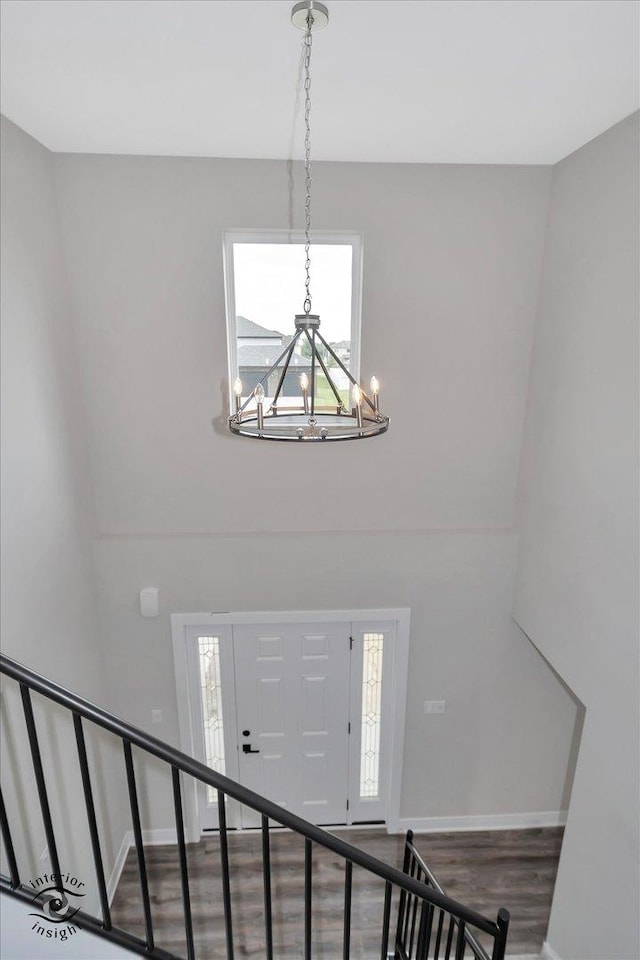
top-left (0, 653), bottom-right (510, 959)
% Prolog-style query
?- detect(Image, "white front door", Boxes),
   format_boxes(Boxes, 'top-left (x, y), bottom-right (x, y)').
top-left (177, 610), bottom-right (409, 837)
top-left (233, 621), bottom-right (351, 828)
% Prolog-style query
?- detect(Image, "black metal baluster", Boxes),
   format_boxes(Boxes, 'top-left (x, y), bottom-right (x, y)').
top-left (172, 767), bottom-right (195, 960)
top-left (261, 815), bottom-right (273, 960)
top-left (73, 713), bottom-right (111, 929)
top-left (20, 685), bottom-right (61, 879)
top-left (433, 909), bottom-right (445, 959)
top-left (408, 856), bottom-right (420, 957)
top-left (416, 901), bottom-right (428, 959)
top-left (395, 832), bottom-right (413, 955)
top-left (342, 860), bottom-right (352, 960)
top-left (403, 854), bottom-right (416, 950)
top-left (122, 739), bottom-right (154, 952)
top-left (422, 902), bottom-right (435, 959)
top-left (491, 909), bottom-right (510, 960)
top-left (217, 791), bottom-right (234, 960)
top-left (402, 892), bottom-right (414, 956)
top-left (0, 785), bottom-right (19, 888)
top-left (304, 838), bottom-right (312, 960)
top-left (444, 915), bottom-right (455, 960)
top-left (454, 919), bottom-right (466, 960)
top-left (380, 880), bottom-right (392, 960)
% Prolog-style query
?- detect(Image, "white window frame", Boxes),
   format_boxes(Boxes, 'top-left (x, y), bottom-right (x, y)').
top-left (222, 230), bottom-right (363, 410)
top-left (171, 608), bottom-right (410, 841)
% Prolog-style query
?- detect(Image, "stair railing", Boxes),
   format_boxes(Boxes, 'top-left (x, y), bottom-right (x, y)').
top-left (0, 653), bottom-right (509, 959)
top-left (396, 830), bottom-right (507, 960)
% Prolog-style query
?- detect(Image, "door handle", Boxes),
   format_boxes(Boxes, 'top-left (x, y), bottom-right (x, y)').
top-left (242, 743), bottom-right (260, 754)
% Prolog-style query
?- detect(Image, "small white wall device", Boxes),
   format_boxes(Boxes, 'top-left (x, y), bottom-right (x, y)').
top-left (140, 587), bottom-right (159, 618)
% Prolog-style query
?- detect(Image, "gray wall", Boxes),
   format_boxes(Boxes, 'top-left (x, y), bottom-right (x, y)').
top-left (514, 113), bottom-right (640, 959)
top-left (0, 120), bottom-right (99, 695)
top-left (50, 150), bottom-right (578, 829)
top-left (0, 117), bottom-right (127, 907)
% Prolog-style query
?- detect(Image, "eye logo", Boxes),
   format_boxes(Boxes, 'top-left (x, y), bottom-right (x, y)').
top-left (27, 871), bottom-right (86, 941)
top-left (29, 884), bottom-right (85, 924)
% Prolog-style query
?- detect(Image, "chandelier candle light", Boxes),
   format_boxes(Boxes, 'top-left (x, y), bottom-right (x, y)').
top-left (228, 0), bottom-right (389, 442)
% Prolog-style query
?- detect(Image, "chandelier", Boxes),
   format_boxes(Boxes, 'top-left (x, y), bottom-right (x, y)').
top-left (228, 0), bottom-right (389, 442)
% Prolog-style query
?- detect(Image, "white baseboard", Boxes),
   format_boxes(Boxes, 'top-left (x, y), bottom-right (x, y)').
top-left (107, 831), bottom-right (131, 906)
top-left (106, 828), bottom-right (178, 905)
top-left (542, 940), bottom-right (560, 960)
top-left (542, 942), bottom-right (561, 960)
top-left (139, 828), bottom-right (178, 846)
top-left (396, 810), bottom-right (567, 834)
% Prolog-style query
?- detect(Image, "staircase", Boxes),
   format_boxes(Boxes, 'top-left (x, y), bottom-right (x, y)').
top-left (0, 654), bottom-right (509, 959)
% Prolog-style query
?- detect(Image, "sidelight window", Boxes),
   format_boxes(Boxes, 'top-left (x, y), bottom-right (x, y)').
top-left (198, 636), bottom-right (226, 802)
top-left (359, 632), bottom-right (384, 799)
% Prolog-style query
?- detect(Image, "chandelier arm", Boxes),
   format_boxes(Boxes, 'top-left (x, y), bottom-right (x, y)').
top-left (236, 391), bottom-right (257, 417)
top-left (303, 329), bottom-right (345, 409)
top-left (310, 328), bottom-right (316, 418)
top-left (270, 331), bottom-right (303, 409)
top-left (235, 336), bottom-right (303, 415)
top-left (315, 330), bottom-right (378, 414)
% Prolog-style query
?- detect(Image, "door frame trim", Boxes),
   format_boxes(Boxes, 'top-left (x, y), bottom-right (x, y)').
top-left (171, 608), bottom-right (410, 841)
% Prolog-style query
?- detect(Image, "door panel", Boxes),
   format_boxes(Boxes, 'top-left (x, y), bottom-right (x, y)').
top-left (233, 621), bottom-right (351, 828)
top-left (257, 676), bottom-right (285, 734)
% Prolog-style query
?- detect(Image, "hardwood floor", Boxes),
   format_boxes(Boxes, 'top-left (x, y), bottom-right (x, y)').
top-left (111, 826), bottom-right (563, 959)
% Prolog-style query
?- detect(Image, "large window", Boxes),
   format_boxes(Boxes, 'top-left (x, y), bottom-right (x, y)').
top-left (223, 232), bottom-right (362, 410)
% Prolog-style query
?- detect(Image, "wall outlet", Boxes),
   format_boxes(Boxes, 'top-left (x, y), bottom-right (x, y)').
top-left (424, 700), bottom-right (446, 714)
top-left (151, 709), bottom-right (162, 724)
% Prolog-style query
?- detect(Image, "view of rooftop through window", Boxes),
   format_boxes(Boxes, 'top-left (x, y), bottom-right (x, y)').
top-left (229, 241), bottom-right (356, 408)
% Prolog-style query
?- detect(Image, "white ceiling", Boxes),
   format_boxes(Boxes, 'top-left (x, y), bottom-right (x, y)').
top-left (1, 0), bottom-right (638, 164)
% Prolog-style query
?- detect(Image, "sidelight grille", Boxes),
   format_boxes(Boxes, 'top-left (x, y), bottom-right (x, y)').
top-left (360, 632), bottom-right (384, 799)
top-left (198, 636), bottom-right (226, 802)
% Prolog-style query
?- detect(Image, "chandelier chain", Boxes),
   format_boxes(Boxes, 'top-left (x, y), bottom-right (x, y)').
top-left (227, 1), bottom-right (389, 441)
top-left (303, 14), bottom-right (313, 315)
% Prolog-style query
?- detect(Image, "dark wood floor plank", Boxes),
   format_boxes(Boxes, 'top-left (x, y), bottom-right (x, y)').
top-left (111, 826), bottom-right (563, 958)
